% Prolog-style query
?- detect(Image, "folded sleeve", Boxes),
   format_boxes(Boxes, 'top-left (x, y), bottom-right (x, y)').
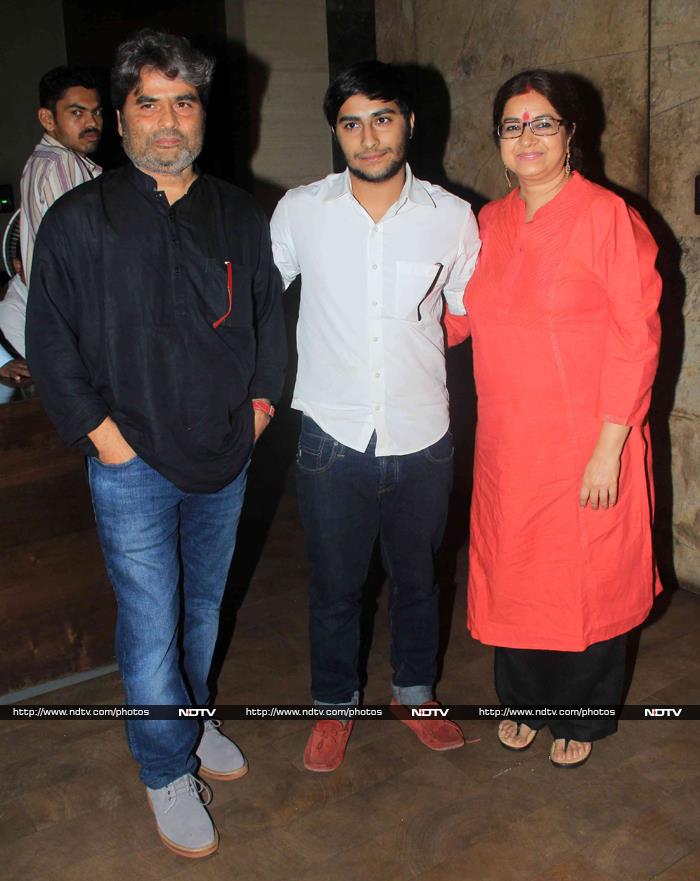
top-left (26, 219), bottom-right (109, 447)
top-left (442, 208), bottom-right (481, 316)
top-left (596, 199), bottom-right (661, 427)
top-left (270, 194), bottom-right (301, 291)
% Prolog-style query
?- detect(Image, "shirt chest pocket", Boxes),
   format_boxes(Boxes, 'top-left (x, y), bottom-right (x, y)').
top-left (388, 260), bottom-right (445, 322)
top-left (202, 259), bottom-right (253, 329)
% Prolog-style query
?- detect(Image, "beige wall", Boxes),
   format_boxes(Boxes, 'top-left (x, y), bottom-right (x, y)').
top-left (376, 0), bottom-right (700, 591)
top-left (227, 0), bottom-right (332, 209)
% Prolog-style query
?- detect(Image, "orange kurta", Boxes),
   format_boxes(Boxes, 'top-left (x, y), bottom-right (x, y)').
top-left (446, 173), bottom-right (661, 651)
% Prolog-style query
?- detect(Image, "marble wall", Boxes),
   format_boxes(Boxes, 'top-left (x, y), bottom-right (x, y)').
top-left (376, 0), bottom-right (700, 591)
top-left (650, 1), bottom-right (700, 590)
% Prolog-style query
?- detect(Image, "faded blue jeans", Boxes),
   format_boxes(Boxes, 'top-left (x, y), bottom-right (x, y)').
top-left (88, 455), bottom-right (248, 788)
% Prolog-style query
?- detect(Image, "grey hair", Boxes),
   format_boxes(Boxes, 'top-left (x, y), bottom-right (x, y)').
top-left (111, 29), bottom-right (215, 111)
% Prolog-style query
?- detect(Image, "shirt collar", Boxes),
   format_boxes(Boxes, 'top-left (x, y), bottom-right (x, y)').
top-left (127, 161), bottom-right (161, 196)
top-left (38, 133), bottom-right (99, 169)
top-left (126, 161), bottom-right (203, 202)
top-left (323, 164), bottom-right (436, 209)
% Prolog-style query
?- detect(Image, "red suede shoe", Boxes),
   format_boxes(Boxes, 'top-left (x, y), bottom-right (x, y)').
top-left (303, 720), bottom-right (354, 772)
top-left (390, 699), bottom-right (464, 751)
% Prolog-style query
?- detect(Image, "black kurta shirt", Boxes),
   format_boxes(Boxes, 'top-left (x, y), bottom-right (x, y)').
top-left (26, 163), bottom-right (286, 492)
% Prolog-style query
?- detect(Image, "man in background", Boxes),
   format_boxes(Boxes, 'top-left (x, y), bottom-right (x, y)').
top-left (20, 65), bottom-right (103, 279)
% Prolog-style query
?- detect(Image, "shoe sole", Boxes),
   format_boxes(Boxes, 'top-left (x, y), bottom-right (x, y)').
top-left (157, 827), bottom-right (219, 859)
top-left (303, 759), bottom-right (343, 772)
top-left (199, 759), bottom-right (249, 782)
top-left (147, 793), bottom-right (219, 859)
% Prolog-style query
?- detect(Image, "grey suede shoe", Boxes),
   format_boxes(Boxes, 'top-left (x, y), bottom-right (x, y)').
top-left (147, 773), bottom-right (218, 859)
top-left (197, 720), bottom-right (249, 781)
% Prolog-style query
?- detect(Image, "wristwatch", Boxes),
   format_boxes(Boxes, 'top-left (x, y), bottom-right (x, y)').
top-left (252, 399), bottom-right (275, 419)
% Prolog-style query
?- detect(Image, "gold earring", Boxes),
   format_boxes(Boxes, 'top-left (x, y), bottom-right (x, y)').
top-left (564, 144), bottom-right (571, 177)
top-left (504, 166), bottom-right (512, 188)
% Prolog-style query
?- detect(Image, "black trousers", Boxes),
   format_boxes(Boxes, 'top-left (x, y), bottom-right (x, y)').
top-left (494, 633), bottom-right (627, 741)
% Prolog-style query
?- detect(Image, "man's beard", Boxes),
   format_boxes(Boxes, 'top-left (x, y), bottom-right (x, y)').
top-left (347, 129), bottom-right (409, 183)
top-left (121, 120), bottom-right (203, 176)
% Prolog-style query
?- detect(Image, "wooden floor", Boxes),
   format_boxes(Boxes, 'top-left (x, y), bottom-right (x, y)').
top-left (3, 473), bottom-right (700, 881)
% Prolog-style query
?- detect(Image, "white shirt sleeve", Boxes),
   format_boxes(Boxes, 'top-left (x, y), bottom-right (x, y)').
top-left (0, 277), bottom-right (28, 357)
top-left (443, 208), bottom-right (481, 315)
top-left (270, 194), bottom-right (301, 291)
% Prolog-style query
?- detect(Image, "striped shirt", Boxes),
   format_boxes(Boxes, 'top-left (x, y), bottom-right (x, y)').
top-left (19, 134), bottom-right (101, 278)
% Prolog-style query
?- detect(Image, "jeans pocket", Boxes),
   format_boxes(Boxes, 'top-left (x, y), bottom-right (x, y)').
top-left (92, 454), bottom-right (140, 470)
top-left (296, 430), bottom-right (339, 474)
top-left (423, 431), bottom-right (453, 464)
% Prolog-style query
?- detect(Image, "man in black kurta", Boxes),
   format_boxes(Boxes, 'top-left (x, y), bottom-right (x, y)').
top-left (26, 29), bottom-right (286, 858)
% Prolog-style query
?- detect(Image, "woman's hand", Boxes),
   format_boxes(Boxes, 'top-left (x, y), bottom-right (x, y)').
top-left (579, 422), bottom-right (631, 510)
top-left (579, 450), bottom-right (621, 509)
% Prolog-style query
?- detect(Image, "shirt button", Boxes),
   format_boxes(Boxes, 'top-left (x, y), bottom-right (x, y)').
top-left (372, 300), bottom-right (378, 307)
top-left (374, 405), bottom-right (381, 411)
top-left (371, 264), bottom-right (378, 270)
top-left (375, 371), bottom-right (381, 378)
top-left (372, 336), bottom-right (379, 342)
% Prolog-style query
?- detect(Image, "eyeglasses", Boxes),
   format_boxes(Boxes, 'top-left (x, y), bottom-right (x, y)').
top-left (496, 115), bottom-right (568, 139)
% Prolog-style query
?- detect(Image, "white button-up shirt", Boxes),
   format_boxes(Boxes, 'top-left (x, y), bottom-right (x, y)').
top-left (270, 165), bottom-right (480, 455)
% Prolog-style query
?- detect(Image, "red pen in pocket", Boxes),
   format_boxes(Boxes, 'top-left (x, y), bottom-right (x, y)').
top-left (212, 260), bottom-right (233, 328)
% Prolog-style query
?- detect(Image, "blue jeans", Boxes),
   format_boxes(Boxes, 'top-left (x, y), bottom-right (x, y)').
top-left (87, 455), bottom-right (249, 788)
top-left (296, 416), bottom-right (453, 708)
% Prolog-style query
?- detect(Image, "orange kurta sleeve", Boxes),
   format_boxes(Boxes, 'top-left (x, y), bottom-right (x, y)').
top-left (596, 198), bottom-right (661, 426)
top-left (443, 307), bottom-right (471, 347)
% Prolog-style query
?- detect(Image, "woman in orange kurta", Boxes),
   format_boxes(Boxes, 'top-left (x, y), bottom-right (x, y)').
top-left (446, 70), bottom-right (661, 767)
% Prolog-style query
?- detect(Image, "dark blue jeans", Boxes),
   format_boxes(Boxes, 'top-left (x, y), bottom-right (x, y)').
top-left (296, 415), bottom-right (453, 707)
top-left (87, 455), bottom-right (248, 788)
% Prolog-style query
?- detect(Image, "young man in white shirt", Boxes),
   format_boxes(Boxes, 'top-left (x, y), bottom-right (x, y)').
top-left (271, 61), bottom-right (480, 772)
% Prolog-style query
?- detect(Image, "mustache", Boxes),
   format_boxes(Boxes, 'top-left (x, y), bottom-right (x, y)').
top-left (80, 127), bottom-right (100, 136)
top-left (355, 148), bottom-right (391, 159)
top-left (149, 127), bottom-right (184, 143)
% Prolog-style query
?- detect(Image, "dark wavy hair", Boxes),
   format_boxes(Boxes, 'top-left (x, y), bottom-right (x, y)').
top-left (323, 60), bottom-right (414, 127)
top-left (111, 29), bottom-right (215, 111)
top-left (492, 69), bottom-right (584, 171)
top-left (39, 66), bottom-right (101, 113)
